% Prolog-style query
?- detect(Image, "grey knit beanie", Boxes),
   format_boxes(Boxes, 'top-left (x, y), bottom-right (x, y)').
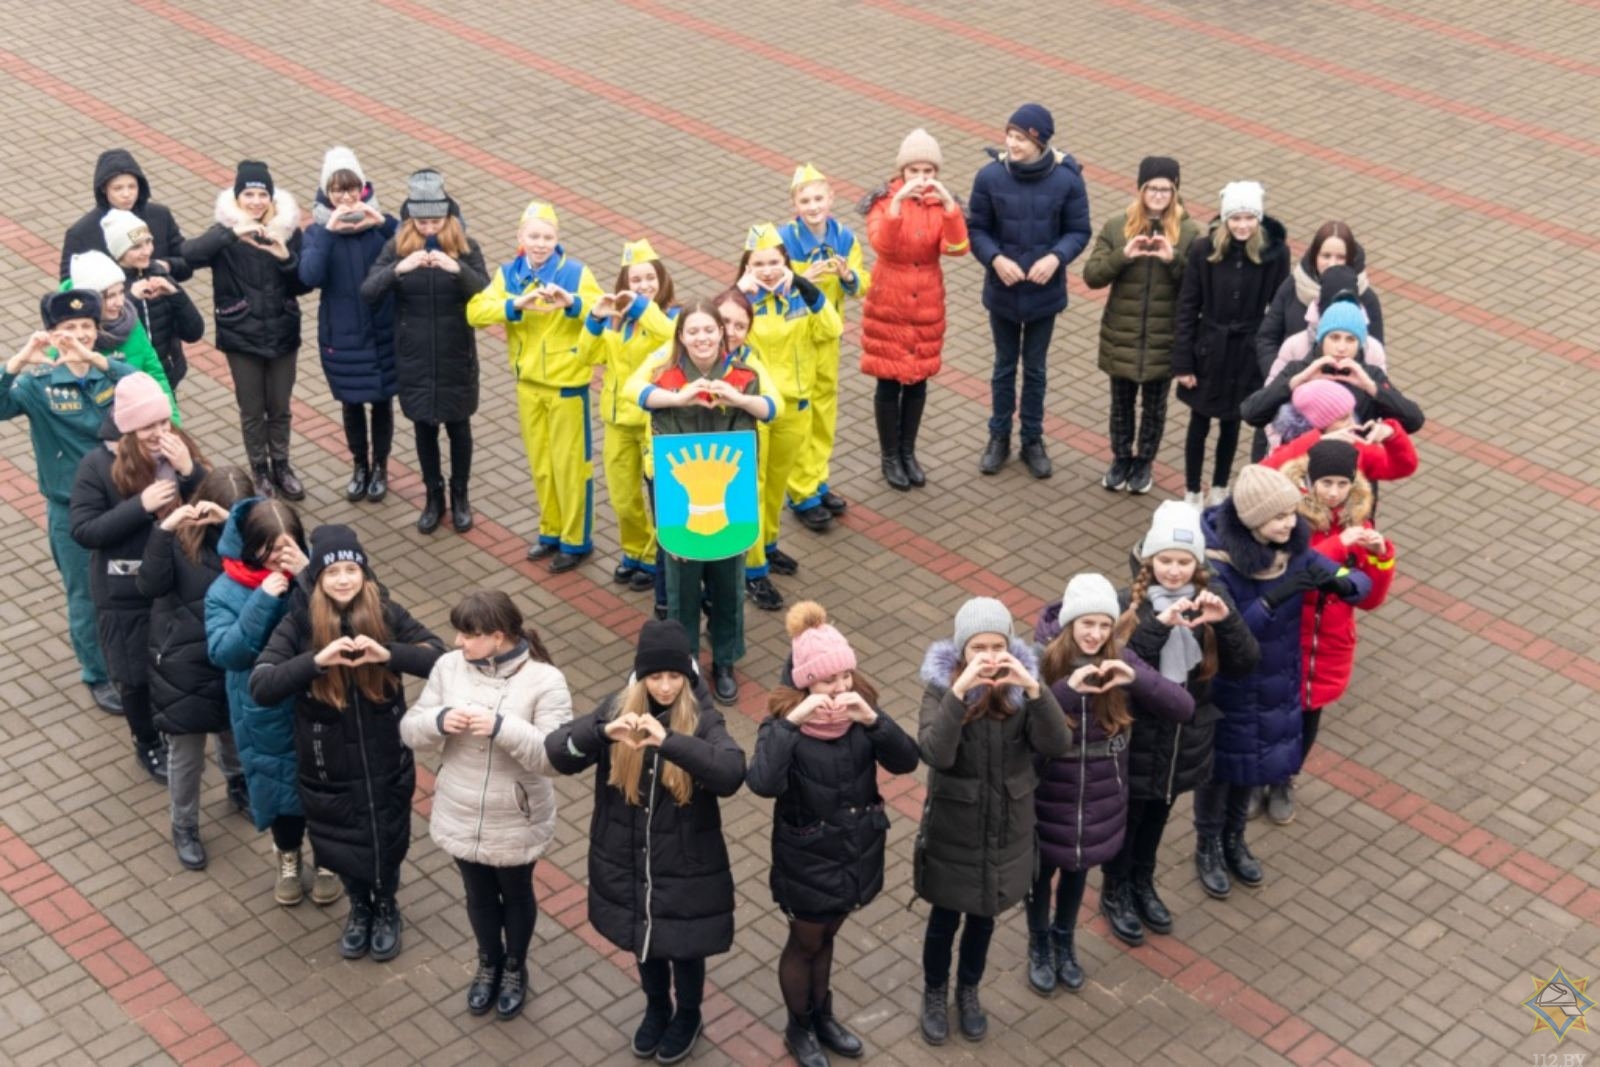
top-left (953, 596), bottom-right (1013, 652)
top-left (1058, 574), bottom-right (1121, 626)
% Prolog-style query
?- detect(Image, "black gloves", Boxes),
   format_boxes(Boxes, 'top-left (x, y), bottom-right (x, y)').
top-left (791, 274), bottom-right (824, 310)
top-left (1262, 569), bottom-right (1321, 610)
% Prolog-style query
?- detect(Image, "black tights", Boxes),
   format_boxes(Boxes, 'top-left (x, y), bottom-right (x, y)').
top-left (457, 859), bottom-right (538, 965)
top-left (269, 814), bottom-right (305, 852)
top-left (1025, 866), bottom-right (1088, 934)
top-left (922, 907), bottom-right (995, 987)
top-left (1298, 707), bottom-right (1324, 772)
top-left (778, 913), bottom-right (847, 1017)
top-left (414, 418), bottom-right (473, 489)
top-left (120, 683), bottom-right (158, 748)
top-left (342, 400), bottom-right (394, 469)
top-left (638, 957), bottom-right (705, 1017)
top-left (1184, 413), bottom-right (1241, 493)
top-left (874, 377), bottom-right (927, 407)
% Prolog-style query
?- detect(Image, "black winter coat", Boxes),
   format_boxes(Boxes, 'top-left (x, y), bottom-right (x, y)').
top-left (138, 525), bottom-right (227, 735)
top-left (545, 682), bottom-right (745, 961)
top-left (180, 189), bottom-right (309, 359)
top-left (746, 710), bottom-right (919, 916)
top-left (1171, 217), bottom-right (1291, 419)
top-left (360, 229), bottom-right (489, 424)
top-left (249, 592), bottom-right (443, 889)
top-left (123, 261), bottom-right (205, 390)
top-left (1239, 351), bottom-right (1424, 435)
top-left (1118, 568), bottom-right (1261, 802)
top-left (1255, 255), bottom-right (1385, 376)
top-left (70, 440), bottom-right (207, 687)
top-left (60, 149), bottom-right (191, 283)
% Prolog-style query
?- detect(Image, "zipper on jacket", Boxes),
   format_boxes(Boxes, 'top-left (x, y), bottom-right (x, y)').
top-left (1075, 698), bottom-right (1087, 871)
top-left (1306, 594), bottom-right (1327, 710)
top-left (638, 749), bottom-right (660, 962)
top-left (1166, 724), bottom-right (1182, 804)
top-left (352, 686), bottom-right (384, 891)
top-left (469, 682), bottom-right (514, 862)
top-left (1136, 256), bottom-right (1154, 379)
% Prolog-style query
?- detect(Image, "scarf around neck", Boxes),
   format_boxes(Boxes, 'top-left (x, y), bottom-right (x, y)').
top-left (1147, 583), bottom-right (1202, 683)
top-left (223, 557), bottom-right (273, 589)
top-left (799, 700), bottom-right (853, 741)
top-left (98, 302), bottom-right (137, 348)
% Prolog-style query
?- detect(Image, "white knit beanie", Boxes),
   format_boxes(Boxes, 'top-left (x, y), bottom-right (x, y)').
top-left (953, 597), bottom-right (1012, 652)
top-left (896, 128), bottom-right (943, 171)
top-left (69, 251), bottom-right (126, 294)
top-left (320, 145), bottom-right (366, 193)
top-left (1219, 180), bottom-right (1265, 220)
top-left (100, 210), bottom-right (151, 261)
top-left (1140, 500), bottom-right (1206, 560)
top-left (1058, 574), bottom-right (1120, 626)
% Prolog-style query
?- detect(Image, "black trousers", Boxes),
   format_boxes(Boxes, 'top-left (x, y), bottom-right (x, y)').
top-left (1025, 866), bottom-right (1088, 934)
top-left (1294, 706), bottom-right (1324, 775)
top-left (457, 859), bottom-right (537, 964)
top-left (1103, 796), bottom-right (1175, 881)
top-left (1108, 377), bottom-right (1171, 461)
top-left (922, 906), bottom-right (996, 987)
top-left (1183, 414), bottom-right (1242, 493)
top-left (342, 867), bottom-right (402, 904)
top-left (415, 418), bottom-right (473, 489)
top-left (1193, 781), bottom-right (1254, 838)
top-left (343, 400), bottom-right (394, 469)
top-left (224, 351), bottom-right (296, 465)
top-left (639, 956), bottom-right (705, 1015)
top-left (120, 683), bottom-right (159, 749)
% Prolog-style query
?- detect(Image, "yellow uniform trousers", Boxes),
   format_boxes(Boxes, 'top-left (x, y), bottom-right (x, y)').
top-left (602, 420), bottom-right (656, 572)
top-left (516, 381), bottom-right (594, 555)
top-left (746, 398), bottom-right (811, 579)
top-left (787, 339), bottom-right (840, 512)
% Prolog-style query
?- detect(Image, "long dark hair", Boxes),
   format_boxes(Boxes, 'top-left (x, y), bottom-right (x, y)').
top-left (111, 424), bottom-right (207, 519)
top-left (651, 300), bottom-right (725, 381)
top-left (177, 466), bottom-right (252, 563)
top-left (613, 259), bottom-right (675, 315)
top-left (239, 499), bottom-right (304, 569)
top-left (1041, 625), bottom-right (1133, 735)
top-left (449, 590), bottom-right (552, 664)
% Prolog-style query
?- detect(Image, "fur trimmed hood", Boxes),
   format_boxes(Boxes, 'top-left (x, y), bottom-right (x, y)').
top-left (213, 187), bottom-right (301, 243)
top-left (1205, 213), bottom-right (1289, 265)
top-left (920, 636), bottom-right (1039, 709)
top-left (1202, 503), bottom-right (1309, 579)
top-left (310, 184), bottom-right (385, 228)
top-left (1280, 456), bottom-right (1374, 532)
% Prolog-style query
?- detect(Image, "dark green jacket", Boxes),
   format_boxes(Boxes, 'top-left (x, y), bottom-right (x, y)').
top-left (1082, 212), bottom-right (1200, 382)
top-left (0, 357), bottom-right (133, 504)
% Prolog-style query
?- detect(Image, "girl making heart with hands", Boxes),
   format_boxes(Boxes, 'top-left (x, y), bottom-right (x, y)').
top-left (1026, 574), bottom-right (1193, 994)
top-left (747, 602), bottom-right (918, 1066)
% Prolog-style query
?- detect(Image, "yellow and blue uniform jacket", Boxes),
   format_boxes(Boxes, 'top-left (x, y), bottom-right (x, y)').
top-left (779, 218), bottom-right (871, 308)
top-left (466, 246), bottom-right (603, 388)
top-left (582, 299), bottom-right (679, 428)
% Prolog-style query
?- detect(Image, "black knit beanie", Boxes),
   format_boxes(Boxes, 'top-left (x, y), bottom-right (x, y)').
top-left (307, 524), bottom-right (368, 584)
top-left (634, 619), bottom-right (695, 679)
top-left (1306, 440), bottom-right (1359, 483)
top-left (234, 160), bottom-right (274, 198)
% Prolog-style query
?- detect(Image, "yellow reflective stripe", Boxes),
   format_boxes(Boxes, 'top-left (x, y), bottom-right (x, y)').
top-left (945, 240), bottom-right (970, 253)
top-left (1366, 554), bottom-right (1396, 570)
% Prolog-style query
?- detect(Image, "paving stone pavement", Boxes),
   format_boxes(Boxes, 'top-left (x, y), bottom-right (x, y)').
top-left (1, 1), bottom-right (1598, 1064)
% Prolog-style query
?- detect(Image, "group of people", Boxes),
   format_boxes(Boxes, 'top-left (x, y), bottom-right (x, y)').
top-left (2, 98), bottom-right (1427, 1063)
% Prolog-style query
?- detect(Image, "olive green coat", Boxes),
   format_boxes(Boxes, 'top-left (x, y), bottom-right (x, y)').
top-left (1082, 212), bottom-right (1200, 383)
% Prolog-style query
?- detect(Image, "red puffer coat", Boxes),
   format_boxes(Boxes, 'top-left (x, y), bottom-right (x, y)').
top-left (859, 179), bottom-right (969, 384)
top-left (1280, 458), bottom-right (1397, 709)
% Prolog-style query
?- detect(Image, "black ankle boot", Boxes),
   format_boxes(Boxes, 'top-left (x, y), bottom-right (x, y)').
top-left (495, 958), bottom-right (527, 1020)
top-left (339, 894), bottom-right (373, 959)
top-left (632, 998), bottom-right (673, 1057)
top-left (1195, 835), bottom-right (1232, 899)
top-left (920, 983), bottom-right (949, 1046)
top-left (450, 480), bottom-right (474, 532)
top-left (417, 482), bottom-right (445, 534)
top-left (1100, 877), bottom-right (1145, 946)
top-left (369, 895), bottom-right (402, 961)
top-left (899, 386), bottom-right (927, 487)
top-left (979, 434), bottom-right (1010, 475)
top-left (467, 954), bottom-right (501, 1016)
top-left (366, 463), bottom-right (388, 503)
top-left (1131, 869), bottom-right (1173, 934)
top-left (1051, 924), bottom-right (1084, 992)
top-left (813, 993), bottom-right (862, 1057)
top-left (1222, 830), bottom-right (1264, 887)
top-left (784, 1013), bottom-right (828, 1067)
top-left (1026, 929), bottom-right (1056, 995)
top-left (250, 462), bottom-right (275, 498)
top-left (874, 396), bottom-right (910, 490)
top-left (955, 983), bottom-right (986, 1041)
top-left (346, 462), bottom-right (370, 503)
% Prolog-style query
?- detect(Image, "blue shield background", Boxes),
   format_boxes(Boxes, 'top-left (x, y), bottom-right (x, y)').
top-left (652, 430), bottom-right (760, 561)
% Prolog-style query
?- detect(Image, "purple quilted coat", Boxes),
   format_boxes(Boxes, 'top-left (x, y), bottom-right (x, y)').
top-left (1032, 604), bottom-right (1195, 872)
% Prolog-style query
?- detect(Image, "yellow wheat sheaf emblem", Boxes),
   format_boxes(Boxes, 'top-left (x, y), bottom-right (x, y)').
top-left (652, 431), bottom-right (759, 561)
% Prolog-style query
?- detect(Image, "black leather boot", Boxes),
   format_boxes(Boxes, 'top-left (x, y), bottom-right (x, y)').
top-left (1223, 830), bottom-right (1264, 887)
top-left (875, 395), bottom-right (910, 490)
top-left (1195, 835), bottom-right (1232, 899)
top-left (369, 895), bottom-right (403, 961)
top-left (1026, 929), bottom-right (1056, 995)
top-left (450, 479), bottom-right (474, 532)
top-left (899, 386), bottom-right (927, 487)
top-left (495, 958), bottom-right (527, 1020)
top-left (250, 462), bottom-right (275, 499)
top-left (632, 996), bottom-right (673, 1057)
top-left (271, 459), bottom-right (305, 501)
top-left (1099, 877), bottom-right (1145, 946)
top-left (1131, 869), bottom-right (1173, 934)
top-left (416, 482), bottom-right (445, 534)
top-left (1051, 924), bottom-right (1084, 992)
top-left (1020, 438), bottom-right (1053, 479)
top-left (955, 983), bottom-right (987, 1041)
top-left (920, 983), bottom-right (948, 1046)
top-left (813, 993), bottom-right (863, 1057)
top-left (784, 1013), bottom-right (828, 1067)
top-left (366, 463), bottom-right (388, 503)
top-left (339, 893), bottom-right (373, 959)
top-left (979, 434), bottom-right (1010, 475)
top-left (466, 954), bottom-right (501, 1016)
top-left (346, 462), bottom-right (370, 503)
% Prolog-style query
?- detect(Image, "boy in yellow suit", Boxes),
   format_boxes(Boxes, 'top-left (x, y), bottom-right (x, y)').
top-left (738, 223), bottom-right (842, 612)
top-left (780, 163), bottom-right (870, 529)
top-left (581, 238), bottom-right (678, 592)
top-left (467, 200), bottom-right (602, 572)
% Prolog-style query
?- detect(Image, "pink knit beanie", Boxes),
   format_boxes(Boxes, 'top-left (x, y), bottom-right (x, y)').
top-left (788, 601), bottom-right (857, 688)
top-left (112, 372), bottom-right (170, 433)
top-left (1291, 379), bottom-right (1356, 430)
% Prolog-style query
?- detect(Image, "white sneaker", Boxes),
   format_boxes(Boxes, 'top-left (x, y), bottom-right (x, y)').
top-left (1183, 490), bottom-right (1205, 509)
top-left (1207, 485), bottom-right (1231, 508)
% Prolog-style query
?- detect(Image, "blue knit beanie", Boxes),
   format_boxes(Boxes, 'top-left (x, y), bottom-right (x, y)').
top-left (1007, 103), bottom-right (1054, 146)
top-left (1316, 301), bottom-right (1368, 347)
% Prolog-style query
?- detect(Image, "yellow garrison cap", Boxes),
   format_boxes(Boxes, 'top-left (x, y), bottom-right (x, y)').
top-left (520, 200), bottom-right (558, 226)
top-left (790, 162), bottom-right (827, 190)
top-left (744, 223), bottom-right (784, 252)
top-left (621, 238), bottom-right (660, 266)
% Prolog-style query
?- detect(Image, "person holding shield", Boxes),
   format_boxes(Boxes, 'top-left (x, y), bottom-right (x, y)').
top-left (628, 301), bottom-right (782, 705)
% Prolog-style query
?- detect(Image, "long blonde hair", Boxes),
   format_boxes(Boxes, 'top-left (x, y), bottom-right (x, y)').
top-left (608, 678), bottom-right (700, 806)
top-left (1208, 223), bottom-right (1264, 264)
top-left (395, 215), bottom-right (469, 257)
top-left (309, 580), bottom-right (396, 709)
top-left (1123, 192), bottom-right (1185, 245)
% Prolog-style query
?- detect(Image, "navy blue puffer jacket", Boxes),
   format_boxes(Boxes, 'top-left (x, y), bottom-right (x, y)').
top-left (966, 147), bottom-right (1092, 322)
top-left (299, 187), bottom-right (398, 404)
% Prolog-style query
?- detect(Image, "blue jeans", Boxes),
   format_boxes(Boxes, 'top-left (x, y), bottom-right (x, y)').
top-left (987, 311), bottom-right (1057, 442)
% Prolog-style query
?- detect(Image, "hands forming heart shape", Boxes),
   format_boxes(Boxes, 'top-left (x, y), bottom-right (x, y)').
top-left (605, 712), bottom-right (665, 750)
top-left (1069, 659), bottom-right (1135, 695)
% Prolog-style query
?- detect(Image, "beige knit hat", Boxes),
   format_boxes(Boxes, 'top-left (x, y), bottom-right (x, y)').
top-left (1230, 464), bottom-right (1302, 529)
top-left (896, 128), bottom-right (943, 171)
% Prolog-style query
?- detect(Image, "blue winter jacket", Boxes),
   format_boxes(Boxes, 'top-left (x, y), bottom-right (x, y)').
top-left (299, 188), bottom-right (398, 404)
top-left (966, 147), bottom-right (1092, 322)
top-left (1201, 505), bottom-right (1370, 787)
top-left (204, 497), bottom-right (300, 829)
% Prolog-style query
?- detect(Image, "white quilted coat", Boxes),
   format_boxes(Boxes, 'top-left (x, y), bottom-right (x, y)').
top-left (401, 648), bottom-right (572, 866)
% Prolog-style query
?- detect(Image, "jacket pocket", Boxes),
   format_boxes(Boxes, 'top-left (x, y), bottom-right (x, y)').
top-left (513, 781), bottom-right (532, 819)
top-left (1004, 768), bottom-right (1038, 800)
top-left (215, 298), bottom-right (250, 323)
top-left (928, 774), bottom-right (980, 804)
